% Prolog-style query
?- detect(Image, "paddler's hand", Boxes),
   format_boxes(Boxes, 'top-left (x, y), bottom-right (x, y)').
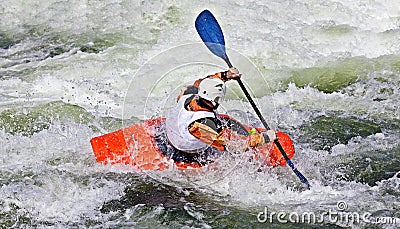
top-left (247, 128), bottom-right (265, 147)
top-left (248, 133), bottom-right (265, 147)
top-left (226, 67), bottom-right (241, 80)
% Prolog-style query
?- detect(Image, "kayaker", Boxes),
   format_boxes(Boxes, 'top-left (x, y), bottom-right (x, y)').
top-left (164, 67), bottom-right (276, 164)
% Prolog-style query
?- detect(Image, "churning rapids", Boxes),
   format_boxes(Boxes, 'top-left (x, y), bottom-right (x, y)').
top-left (0, 0), bottom-right (399, 228)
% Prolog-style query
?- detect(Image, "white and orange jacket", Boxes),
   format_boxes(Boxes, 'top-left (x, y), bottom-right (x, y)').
top-left (165, 71), bottom-right (265, 152)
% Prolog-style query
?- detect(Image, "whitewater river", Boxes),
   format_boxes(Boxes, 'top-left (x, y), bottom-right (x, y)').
top-left (1, 0), bottom-right (399, 228)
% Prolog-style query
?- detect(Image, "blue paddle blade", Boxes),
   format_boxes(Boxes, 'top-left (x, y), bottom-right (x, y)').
top-left (195, 10), bottom-right (228, 61)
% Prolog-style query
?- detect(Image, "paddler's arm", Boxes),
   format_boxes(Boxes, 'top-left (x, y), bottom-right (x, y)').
top-left (176, 68), bottom-right (241, 101)
top-left (188, 122), bottom-right (228, 151)
top-left (193, 67), bottom-right (241, 85)
top-left (188, 121), bottom-right (273, 152)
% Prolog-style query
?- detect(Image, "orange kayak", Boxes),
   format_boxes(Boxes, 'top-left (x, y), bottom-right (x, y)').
top-left (90, 115), bottom-right (295, 170)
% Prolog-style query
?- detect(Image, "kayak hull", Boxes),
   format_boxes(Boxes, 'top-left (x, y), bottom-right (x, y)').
top-left (90, 116), bottom-right (295, 170)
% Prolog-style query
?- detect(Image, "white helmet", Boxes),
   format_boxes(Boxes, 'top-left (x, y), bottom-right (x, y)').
top-left (198, 78), bottom-right (226, 106)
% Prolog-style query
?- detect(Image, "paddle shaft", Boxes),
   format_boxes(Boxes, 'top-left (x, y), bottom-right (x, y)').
top-left (225, 57), bottom-right (310, 188)
top-left (225, 58), bottom-right (271, 131)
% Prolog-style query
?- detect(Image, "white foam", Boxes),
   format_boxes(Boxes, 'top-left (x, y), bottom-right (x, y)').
top-left (1, 0), bottom-right (399, 226)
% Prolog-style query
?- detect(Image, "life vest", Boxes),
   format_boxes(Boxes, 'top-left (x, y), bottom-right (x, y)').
top-left (165, 94), bottom-right (215, 152)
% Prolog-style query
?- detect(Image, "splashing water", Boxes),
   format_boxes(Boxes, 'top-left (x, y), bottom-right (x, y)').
top-left (1, 0), bottom-right (399, 228)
